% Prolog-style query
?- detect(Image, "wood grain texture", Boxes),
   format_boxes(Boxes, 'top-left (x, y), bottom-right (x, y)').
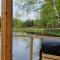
top-left (30, 37), bottom-right (33, 60)
top-left (1, 0), bottom-right (12, 60)
top-left (42, 53), bottom-right (60, 60)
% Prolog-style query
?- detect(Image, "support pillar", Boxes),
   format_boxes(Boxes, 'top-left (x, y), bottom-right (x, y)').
top-left (1, 0), bottom-right (12, 60)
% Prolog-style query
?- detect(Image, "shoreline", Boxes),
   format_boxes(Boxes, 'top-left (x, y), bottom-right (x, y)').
top-left (0, 32), bottom-right (60, 38)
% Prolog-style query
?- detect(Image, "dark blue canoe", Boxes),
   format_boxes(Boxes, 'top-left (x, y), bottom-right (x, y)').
top-left (42, 38), bottom-right (60, 56)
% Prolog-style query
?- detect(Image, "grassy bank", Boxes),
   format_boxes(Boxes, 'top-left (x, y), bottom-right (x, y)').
top-left (44, 28), bottom-right (60, 37)
top-left (13, 28), bottom-right (60, 37)
top-left (0, 27), bottom-right (60, 36)
top-left (13, 27), bottom-right (45, 33)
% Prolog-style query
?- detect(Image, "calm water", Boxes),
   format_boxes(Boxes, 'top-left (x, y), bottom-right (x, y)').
top-left (0, 32), bottom-right (42, 60)
top-left (1, 32), bottom-right (60, 60)
top-left (12, 32), bottom-right (41, 60)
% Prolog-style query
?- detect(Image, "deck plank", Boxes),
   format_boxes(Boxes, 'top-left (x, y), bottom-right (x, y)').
top-left (42, 53), bottom-right (60, 60)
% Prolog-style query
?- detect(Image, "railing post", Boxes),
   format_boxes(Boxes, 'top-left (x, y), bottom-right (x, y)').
top-left (1, 0), bottom-right (12, 60)
top-left (30, 37), bottom-right (33, 60)
top-left (39, 29), bottom-right (44, 60)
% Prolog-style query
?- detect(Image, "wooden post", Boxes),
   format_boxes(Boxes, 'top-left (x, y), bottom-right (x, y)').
top-left (30, 37), bottom-right (33, 60)
top-left (1, 0), bottom-right (12, 60)
top-left (39, 29), bottom-right (44, 60)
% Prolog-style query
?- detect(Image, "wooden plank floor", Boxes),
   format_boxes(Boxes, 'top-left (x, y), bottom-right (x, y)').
top-left (42, 53), bottom-right (60, 60)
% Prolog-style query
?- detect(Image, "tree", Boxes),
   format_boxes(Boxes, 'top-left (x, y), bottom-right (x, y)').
top-left (13, 18), bottom-right (23, 28)
top-left (13, 0), bottom-right (44, 20)
top-left (55, 0), bottom-right (60, 15)
top-left (33, 19), bottom-right (42, 27)
top-left (55, 0), bottom-right (60, 27)
top-left (23, 20), bottom-right (33, 27)
top-left (40, 0), bottom-right (58, 28)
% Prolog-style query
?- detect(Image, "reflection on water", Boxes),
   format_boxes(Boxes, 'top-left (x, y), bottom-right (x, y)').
top-left (12, 33), bottom-right (41, 60)
top-left (0, 32), bottom-right (60, 60)
top-left (0, 32), bottom-right (41, 60)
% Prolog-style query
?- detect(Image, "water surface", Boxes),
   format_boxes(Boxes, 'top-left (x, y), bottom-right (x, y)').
top-left (12, 32), bottom-right (41, 60)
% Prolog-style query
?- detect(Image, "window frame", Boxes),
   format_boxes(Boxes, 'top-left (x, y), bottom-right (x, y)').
top-left (1, 0), bottom-right (12, 60)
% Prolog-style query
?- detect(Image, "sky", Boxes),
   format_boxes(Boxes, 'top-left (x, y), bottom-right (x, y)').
top-left (13, 1), bottom-right (36, 20)
top-left (0, 0), bottom-right (39, 20)
top-left (13, 0), bottom-right (42, 21)
top-left (0, 0), bottom-right (43, 20)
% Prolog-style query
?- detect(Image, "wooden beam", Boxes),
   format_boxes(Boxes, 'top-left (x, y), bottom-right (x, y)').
top-left (30, 37), bottom-right (33, 60)
top-left (1, 0), bottom-right (12, 60)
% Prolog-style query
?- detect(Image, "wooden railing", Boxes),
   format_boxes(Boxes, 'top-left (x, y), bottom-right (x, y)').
top-left (13, 34), bottom-right (60, 60)
top-left (14, 34), bottom-right (43, 60)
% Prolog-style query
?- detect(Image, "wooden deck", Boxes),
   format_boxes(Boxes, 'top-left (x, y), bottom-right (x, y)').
top-left (42, 53), bottom-right (60, 60)
top-left (0, 52), bottom-right (60, 60)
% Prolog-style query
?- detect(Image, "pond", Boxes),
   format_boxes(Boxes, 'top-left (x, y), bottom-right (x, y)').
top-left (1, 32), bottom-right (60, 60)
top-left (0, 32), bottom-right (42, 60)
top-left (12, 32), bottom-right (41, 60)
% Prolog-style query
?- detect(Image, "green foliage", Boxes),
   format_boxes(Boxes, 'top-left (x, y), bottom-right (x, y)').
top-left (55, 0), bottom-right (60, 15)
top-left (44, 28), bottom-right (60, 36)
top-left (23, 20), bottom-right (33, 27)
top-left (13, 18), bottom-right (34, 28)
top-left (33, 19), bottom-right (42, 27)
top-left (13, 18), bottom-right (23, 28)
top-left (41, 0), bottom-right (56, 18)
top-left (13, 0), bottom-right (60, 29)
top-left (40, 0), bottom-right (59, 28)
